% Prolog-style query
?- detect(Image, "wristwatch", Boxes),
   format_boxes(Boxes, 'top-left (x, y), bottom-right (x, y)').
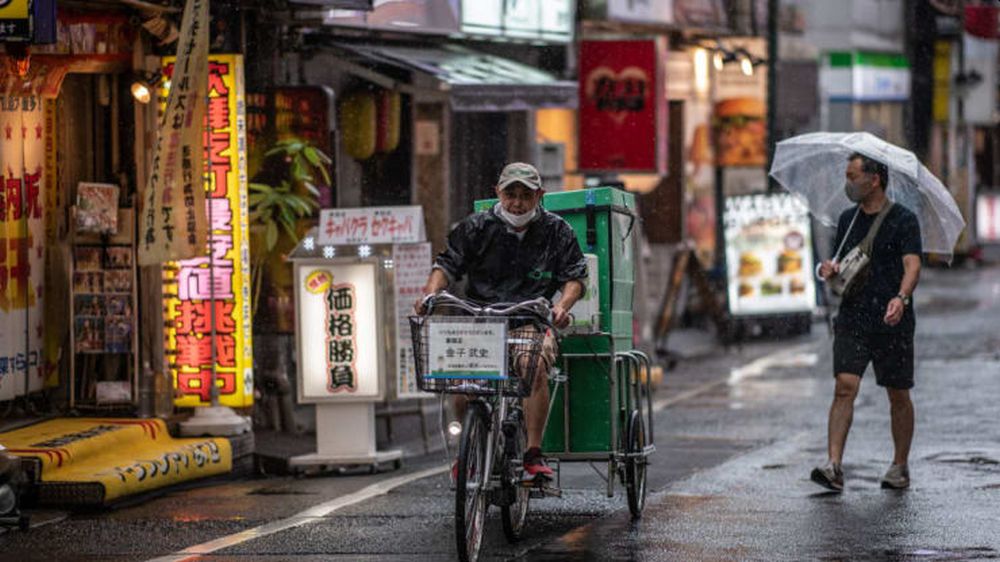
top-left (896, 293), bottom-right (911, 306)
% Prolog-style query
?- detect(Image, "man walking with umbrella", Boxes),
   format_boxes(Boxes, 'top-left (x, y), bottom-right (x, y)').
top-left (811, 152), bottom-right (922, 491)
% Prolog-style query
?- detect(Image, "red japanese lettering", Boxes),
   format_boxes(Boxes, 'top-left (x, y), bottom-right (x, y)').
top-left (24, 170), bottom-right (41, 219)
top-left (175, 301), bottom-right (236, 335)
top-left (176, 369), bottom-right (236, 402)
top-left (207, 62), bottom-right (230, 96)
top-left (208, 95), bottom-right (230, 131)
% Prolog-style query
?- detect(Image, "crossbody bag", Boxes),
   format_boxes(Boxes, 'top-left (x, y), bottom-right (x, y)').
top-left (827, 201), bottom-right (894, 297)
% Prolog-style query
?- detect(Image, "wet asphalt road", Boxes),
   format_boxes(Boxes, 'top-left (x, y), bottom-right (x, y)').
top-left (2, 265), bottom-right (999, 561)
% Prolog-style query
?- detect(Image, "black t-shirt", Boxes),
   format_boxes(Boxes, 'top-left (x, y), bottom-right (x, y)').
top-left (832, 203), bottom-right (922, 334)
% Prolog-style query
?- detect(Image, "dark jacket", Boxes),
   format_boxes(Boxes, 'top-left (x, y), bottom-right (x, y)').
top-left (434, 205), bottom-right (588, 304)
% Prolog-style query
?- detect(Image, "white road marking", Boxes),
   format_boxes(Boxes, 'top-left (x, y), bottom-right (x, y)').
top-left (145, 464), bottom-right (448, 562)
top-left (727, 343), bottom-right (817, 385)
top-left (653, 379), bottom-right (727, 412)
top-left (653, 342), bottom-right (818, 412)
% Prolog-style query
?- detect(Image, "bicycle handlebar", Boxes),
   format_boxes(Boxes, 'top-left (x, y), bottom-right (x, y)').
top-left (419, 291), bottom-right (557, 333)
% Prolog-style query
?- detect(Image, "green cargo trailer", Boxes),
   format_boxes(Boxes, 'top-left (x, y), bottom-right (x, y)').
top-left (475, 187), bottom-right (654, 513)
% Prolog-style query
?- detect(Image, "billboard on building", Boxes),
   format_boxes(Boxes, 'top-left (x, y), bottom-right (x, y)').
top-left (578, 39), bottom-right (667, 173)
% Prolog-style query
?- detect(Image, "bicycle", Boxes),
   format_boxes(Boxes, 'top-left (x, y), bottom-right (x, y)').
top-left (410, 292), bottom-right (556, 562)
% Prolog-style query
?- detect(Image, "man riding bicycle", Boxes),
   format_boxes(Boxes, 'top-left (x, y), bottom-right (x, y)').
top-left (415, 162), bottom-right (588, 483)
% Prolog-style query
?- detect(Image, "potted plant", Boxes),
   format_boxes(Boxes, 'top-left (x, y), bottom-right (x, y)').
top-left (248, 138), bottom-right (331, 328)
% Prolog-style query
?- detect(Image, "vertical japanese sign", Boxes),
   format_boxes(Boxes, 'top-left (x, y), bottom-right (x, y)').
top-left (324, 280), bottom-right (357, 392)
top-left (163, 54), bottom-right (253, 408)
top-left (296, 262), bottom-right (383, 402)
top-left (578, 39), bottom-right (667, 173)
top-left (0, 93), bottom-right (47, 400)
top-left (392, 243), bottom-right (431, 398)
top-left (139, 0), bottom-right (209, 266)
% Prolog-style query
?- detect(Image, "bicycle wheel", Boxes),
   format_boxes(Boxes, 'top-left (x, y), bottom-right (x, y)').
top-left (625, 410), bottom-right (648, 519)
top-left (501, 410), bottom-right (529, 542)
top-left (456, 403), bottom-right (489, 562)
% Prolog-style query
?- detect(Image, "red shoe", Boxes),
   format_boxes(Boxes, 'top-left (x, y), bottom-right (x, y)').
top-left (522, 447), bottom-right (553, 483)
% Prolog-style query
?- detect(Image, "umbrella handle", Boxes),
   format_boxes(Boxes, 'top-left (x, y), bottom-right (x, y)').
top-left (814, 262), bottom-right (827, 282)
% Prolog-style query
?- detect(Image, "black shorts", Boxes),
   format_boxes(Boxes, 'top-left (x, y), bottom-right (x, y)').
top-left (833, 329), bottom-right (914, 389)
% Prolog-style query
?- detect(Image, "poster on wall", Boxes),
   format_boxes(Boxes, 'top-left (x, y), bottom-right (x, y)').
top-left (578, 39), bottom-right (667, 173)
top-left (393, 243), bottom-right (432, 399)
top-left (162, 54), bottom-right (253, 408)
top-left (724, 193), bottom-right (816, 316)
top-left (295, 261), bottom-right (384, 403)
top-left (713, 38), bottom-right (767, 168)
top-left (0, 93), bottom-right (47, 401)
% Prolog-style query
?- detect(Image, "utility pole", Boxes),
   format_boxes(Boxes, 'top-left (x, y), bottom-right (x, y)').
top-left (766, 0), bottom-right (778, 192)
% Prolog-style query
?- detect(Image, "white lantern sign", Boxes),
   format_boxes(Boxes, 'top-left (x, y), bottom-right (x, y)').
top-left (295, 260), bottom-right (384, 402)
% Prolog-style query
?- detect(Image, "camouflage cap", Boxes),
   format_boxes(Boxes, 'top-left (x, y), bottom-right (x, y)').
top-left (497, 162), bottom-right (543, 191)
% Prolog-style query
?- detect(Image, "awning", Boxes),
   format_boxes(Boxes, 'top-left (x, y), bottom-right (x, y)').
top-left (337, 43), bottom-right (577, 112)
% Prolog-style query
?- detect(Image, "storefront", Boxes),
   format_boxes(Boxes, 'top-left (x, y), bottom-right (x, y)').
top-left (820, 51), bottom-right (910, 146)
top-left (292, 1), bottom-right (578, 249)
top-left (1, 11), bottom-right (141, 409)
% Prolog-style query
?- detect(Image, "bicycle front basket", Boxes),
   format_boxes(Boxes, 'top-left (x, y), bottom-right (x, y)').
top-left (409, 315), bottom-right (545, 397)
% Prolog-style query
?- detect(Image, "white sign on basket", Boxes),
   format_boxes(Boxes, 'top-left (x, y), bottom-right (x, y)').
top-left (318, 206), bottom-right (426, 246)
top-left (427, 320), bottom-right (507, 380)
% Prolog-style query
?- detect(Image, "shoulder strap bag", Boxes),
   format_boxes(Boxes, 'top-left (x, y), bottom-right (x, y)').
top-left (828, 201), bottom-right (894, 297)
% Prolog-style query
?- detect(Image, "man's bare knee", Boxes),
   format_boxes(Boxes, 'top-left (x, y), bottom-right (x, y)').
top-left (834, 374), bottom-right (860, 401)
top-left (887, 388), bottom-right (911, 407)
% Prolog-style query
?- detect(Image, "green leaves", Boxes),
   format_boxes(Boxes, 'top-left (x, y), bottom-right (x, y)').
top-left (248, 137), bottom-right (331, 253)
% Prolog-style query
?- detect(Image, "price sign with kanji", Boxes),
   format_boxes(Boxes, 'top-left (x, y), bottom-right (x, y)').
top-left (295, 261), bottom-right (384, 402)
top-left (426, 319), bottom-right (507, 380)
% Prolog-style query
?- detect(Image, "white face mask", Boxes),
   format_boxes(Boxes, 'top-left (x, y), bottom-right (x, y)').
top-left (496, 203), bottom-right (538, 229)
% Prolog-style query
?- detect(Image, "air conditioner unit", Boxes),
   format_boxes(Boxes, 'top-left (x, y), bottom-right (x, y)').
top-left (536, 142), bottom-right (565, 190)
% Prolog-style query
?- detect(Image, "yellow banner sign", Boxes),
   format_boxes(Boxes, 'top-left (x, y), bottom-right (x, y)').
top-left (163, 54), bottom-right (253, 408)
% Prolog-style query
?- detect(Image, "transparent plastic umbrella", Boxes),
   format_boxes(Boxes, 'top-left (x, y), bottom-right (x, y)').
top-left (769, 132), bottom-right (966, 259)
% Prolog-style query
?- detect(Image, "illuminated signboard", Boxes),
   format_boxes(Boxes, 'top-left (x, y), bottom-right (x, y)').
top-left (978, 193), bottom-right (1000, 243)
top-left (724, 193), bottom-right (816, 316)
top-left (161, 54), bottom-right (253, 408)
top-left (295, 261), bottom-right (384, 403)
top-left (0, 0), bottom-right (30, 41)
